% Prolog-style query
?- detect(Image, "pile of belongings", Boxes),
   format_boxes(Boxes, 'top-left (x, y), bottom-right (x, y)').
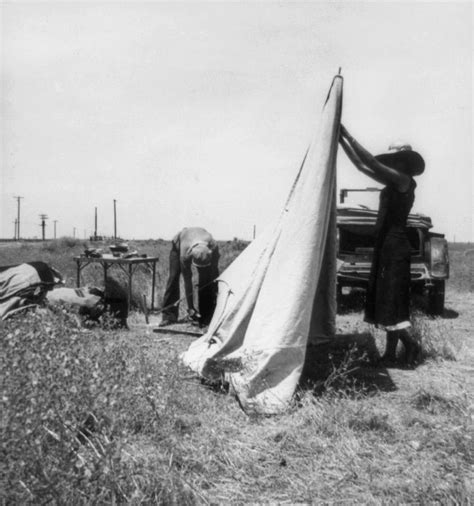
top-left (84, 247), bottom-right (103, 258)
top-left (0, 262), bottom-right (128, 327)
top-left (83, 243), bottom-right (141, 260)
top-left (46, 284), bottom-right (128, 328)
top-left (0, 262), bottom-right (63, 319)
top-left (46, 286), bottom-right (107, 322)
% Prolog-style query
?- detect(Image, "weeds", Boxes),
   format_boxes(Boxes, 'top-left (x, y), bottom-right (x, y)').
top-left (1, 240), bottom-right (472, 503)
top-left (41, 237), bottom-right (83, 253)
top-left (2, 309), bottom-right (125, 503)
top-left (411, 387), bottom-right (469, 416)
top-left (323, 345), bottom-right (370, 392)
top-left (0, 308), bottom-right (200, 504)
top-left (2, 305), bottom-right (472, 504)
top-left (303, 343), bottom-right (371, 397)
top-left (411, 312), bottom-right (462, 361)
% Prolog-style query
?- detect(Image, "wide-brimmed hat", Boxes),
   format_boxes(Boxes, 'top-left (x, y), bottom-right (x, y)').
top-left (190, 243), bottom-right (212, 268)
top-left (375, 141), bottom-right (425, 176)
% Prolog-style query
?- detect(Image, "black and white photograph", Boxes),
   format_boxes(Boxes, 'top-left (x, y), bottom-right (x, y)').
top-left (1, 1), bottom-right (472, 503)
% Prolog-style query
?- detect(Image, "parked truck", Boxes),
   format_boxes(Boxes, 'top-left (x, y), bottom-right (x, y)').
top-left (336, 203), bottom-right (449, 315)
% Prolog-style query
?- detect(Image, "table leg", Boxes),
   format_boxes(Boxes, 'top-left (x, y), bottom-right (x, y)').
top-left (103, 263), bottom-right (109, 291)
top-left (151, 261), bottom-right (156, 310)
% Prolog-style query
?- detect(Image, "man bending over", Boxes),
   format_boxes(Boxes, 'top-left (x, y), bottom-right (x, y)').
top-left (160, 227), bottom-right (219, 327)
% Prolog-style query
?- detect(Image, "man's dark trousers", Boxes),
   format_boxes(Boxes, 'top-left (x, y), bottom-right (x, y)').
top-left (162, 245), bottom-right (181, 321)
top-left (162, 246), bottom-right (219, 324)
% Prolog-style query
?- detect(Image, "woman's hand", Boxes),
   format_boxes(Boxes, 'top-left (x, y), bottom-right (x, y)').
top-left (339, 125), bottom-right (411, 190)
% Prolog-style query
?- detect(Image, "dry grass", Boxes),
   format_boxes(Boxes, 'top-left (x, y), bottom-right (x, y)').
top-left (3, 311), bottom-right (472, 503)
top-left (411, 312), bottom-right (464, 362)
top-left (1, 240), bottom-right (473, 503)
top-left (447, 243), bottom-right (474, 293)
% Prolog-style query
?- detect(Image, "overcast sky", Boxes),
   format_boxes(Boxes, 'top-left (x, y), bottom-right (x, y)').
top-left (1, 1), bottom-right (472, 241)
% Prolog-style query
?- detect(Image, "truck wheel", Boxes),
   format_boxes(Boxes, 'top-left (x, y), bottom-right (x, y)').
top-left (428, 280), bottom-right (445, 316)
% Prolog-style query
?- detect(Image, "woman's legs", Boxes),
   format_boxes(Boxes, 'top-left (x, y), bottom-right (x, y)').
top-left (398, 328), bottom-right (421, 365)
top-left (382, 331), bottom-right (399, 362)
top-left (381, 328), bottom-right (421, 365)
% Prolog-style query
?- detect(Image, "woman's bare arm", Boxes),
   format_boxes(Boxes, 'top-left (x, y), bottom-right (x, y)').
top-left (339, 136), bottom-right (388, 184)
top-left (340, 125), bottom-right (410, 191)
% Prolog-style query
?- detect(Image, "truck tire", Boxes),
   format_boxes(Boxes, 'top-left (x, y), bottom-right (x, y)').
top-left (428, 280), bottom-right (445, 316)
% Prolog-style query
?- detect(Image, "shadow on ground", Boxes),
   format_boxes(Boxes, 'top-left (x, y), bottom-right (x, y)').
top-left (338, 290), bottom-right (460, 320)
top-left (300, 332), bottom-right (397, 394)
top-left (439, 307), bottom-right (459, 319)
top-left (411, 293), bottom-right (460, 320)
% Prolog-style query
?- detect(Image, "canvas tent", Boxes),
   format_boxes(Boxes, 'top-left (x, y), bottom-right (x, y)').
top-left (182, 74), bottom-right (343, 414)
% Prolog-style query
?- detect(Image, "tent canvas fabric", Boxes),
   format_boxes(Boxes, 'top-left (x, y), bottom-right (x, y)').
top-left (0, 262), bottom-right (62, 320)
top-left (182, 74), bottom-right (343, 414)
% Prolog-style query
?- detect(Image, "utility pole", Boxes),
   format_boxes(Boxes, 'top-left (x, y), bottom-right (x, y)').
top-left (113, 199), bottom-right (117, 241)
top-left (73, 227), bottom-right (76, 238)
top-left (14, 196), bottom-right (23, 239)
top-left (54, 220), bottom-right (58, 239)
top-left (39, 214), bottom-right (48, 241)
top-left (13, 219), bottom-right (18, 240)
top-left (94, 206), bottom-right (98, 240)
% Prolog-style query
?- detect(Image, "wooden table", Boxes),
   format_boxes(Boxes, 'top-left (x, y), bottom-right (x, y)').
top-left (73, 255), bottom-right (159, 311)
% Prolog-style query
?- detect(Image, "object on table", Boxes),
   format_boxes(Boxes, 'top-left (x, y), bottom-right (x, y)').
top-left (84, 248), bottom-right (103, 258)
top-left (109, 243), bottom-right (129, 256)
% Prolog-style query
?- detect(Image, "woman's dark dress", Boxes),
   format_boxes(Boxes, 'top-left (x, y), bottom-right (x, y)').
top-left (364, 180), bottom-right (416, 328)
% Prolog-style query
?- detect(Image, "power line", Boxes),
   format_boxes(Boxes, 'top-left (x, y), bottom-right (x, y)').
top-left (113, 199), bottom-right (117, 241)
top-left (39, 214), bottom-right (48, 241)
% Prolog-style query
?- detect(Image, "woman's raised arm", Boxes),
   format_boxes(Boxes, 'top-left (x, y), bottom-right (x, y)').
top-left (339, 125), bottom-right (410, 191)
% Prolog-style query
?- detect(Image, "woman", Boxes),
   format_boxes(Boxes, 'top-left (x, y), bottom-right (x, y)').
top-left (339, 125), bottom-right (424, 365)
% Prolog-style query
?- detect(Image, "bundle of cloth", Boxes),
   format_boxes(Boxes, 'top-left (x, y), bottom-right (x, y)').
top-left (0, 262), bottom-right (63, 320)
top-left (46, 282), bottom-right (128, 328)
top-left (0, 262), bottom-right (128, 327)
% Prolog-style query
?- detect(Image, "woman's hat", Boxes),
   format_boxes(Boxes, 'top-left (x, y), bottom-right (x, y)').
top-left (375, 141), bottom-right (425, 176)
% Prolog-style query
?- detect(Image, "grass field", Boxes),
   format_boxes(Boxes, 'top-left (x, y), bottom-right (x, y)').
top-left (1, 239), bottom-right (473, 504)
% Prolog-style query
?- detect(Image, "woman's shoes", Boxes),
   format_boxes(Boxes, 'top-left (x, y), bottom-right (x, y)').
top-left (376, 353), bottom-right (398, 367)
top-left (376, 344), bottom-right (422, 368)
top-left (405, 341), bottom-right (422, 366)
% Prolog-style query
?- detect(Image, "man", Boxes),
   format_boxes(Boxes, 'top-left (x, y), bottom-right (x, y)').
top-left (160, 227), bottom-right (219, 327)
